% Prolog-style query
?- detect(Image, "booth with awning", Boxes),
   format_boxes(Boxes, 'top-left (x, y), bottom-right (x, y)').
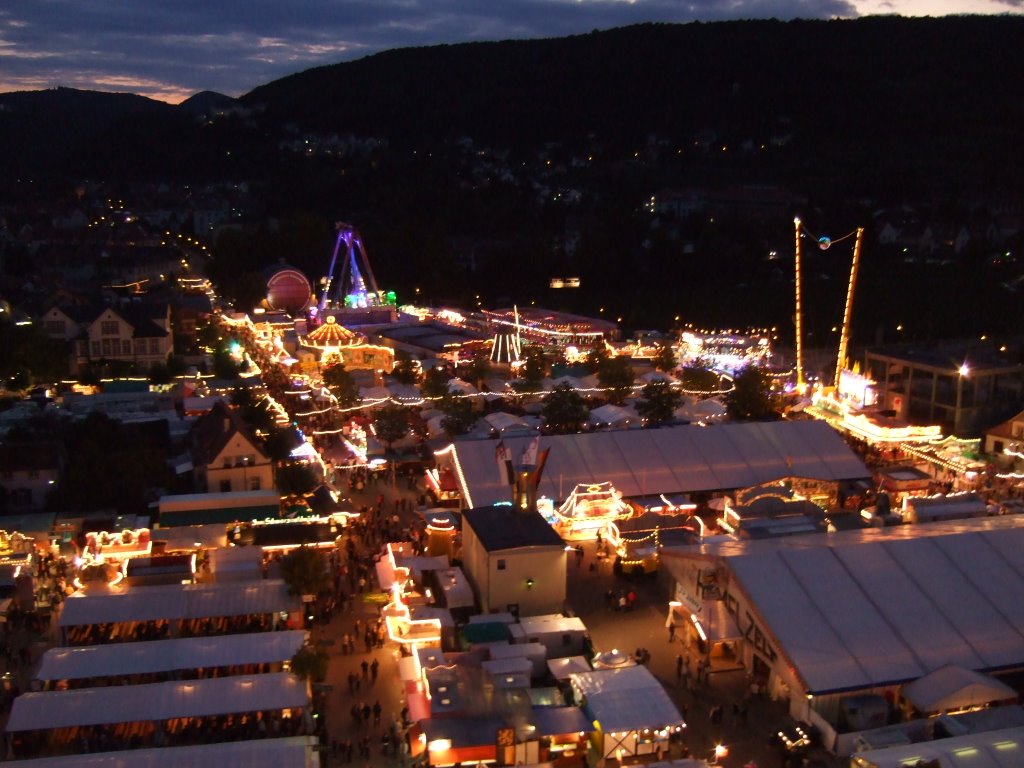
top-left (570, 664), bottom-right (685, 759)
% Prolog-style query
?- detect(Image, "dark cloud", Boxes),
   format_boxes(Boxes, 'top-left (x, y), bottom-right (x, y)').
top-left (0, 0), bottom-right (952, 102)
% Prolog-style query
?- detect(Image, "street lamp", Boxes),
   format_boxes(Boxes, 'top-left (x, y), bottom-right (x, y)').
top-left (710, 743), bottom-right (729, 765)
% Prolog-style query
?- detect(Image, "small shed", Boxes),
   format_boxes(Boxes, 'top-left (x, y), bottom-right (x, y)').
top-left (509, 614), bottom-right (589, 658)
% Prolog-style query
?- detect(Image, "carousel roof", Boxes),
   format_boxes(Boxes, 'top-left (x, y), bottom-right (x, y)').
top-left (306, 315), bottom-right (361, 347)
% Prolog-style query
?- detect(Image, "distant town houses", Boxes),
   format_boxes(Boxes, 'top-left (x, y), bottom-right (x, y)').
top-left (41, 302), bottom-right (173, 374)
top-left (188, 400), bottom-right (274, 493)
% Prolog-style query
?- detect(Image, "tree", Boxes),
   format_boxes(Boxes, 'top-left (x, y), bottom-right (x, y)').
top-left (290, 643), bottom-right (329, 683)
top-left (420, 366), bottom-right (452, 399)
top-left (47, 412), bottom-right (171, 514)
top-left (264, 424), bottom-right (301, 462)
top-left (212, 346), bottom-right (241, 380)
top-left (279, 546), bottom-right (332, 598)
top-left (391, 351), bottom-right (421, 386)
top-left (322, 362), bottom-right (360, 408)
top-left (0, 319), bottom-right (67, 392)
top-left (373, 403), bottom-right (410, 451)
top-left (541, 383), bottom-right (589, 434)
top-left (680, 365), bottom-right (721, 393)
top-left (583, 344), bottom-right (610, 374)
top-left (650, 342), bottom-right (678, 373)
top-left (462, 351), bottom-right (492, 388)
top-left (726, 365), bottom-right (776, 421)
top-left (636, 380), bottom-right (682, 427)
top-left (438, 393), bottom-right (477, 437)
top-left (597, 355), bottom-right (635, 405)
top-left (276, 462), bottom-right (319, 495)
top-left (518, 345), bottom-right (548, 391)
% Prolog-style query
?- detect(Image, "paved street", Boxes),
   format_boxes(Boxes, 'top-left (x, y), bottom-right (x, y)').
top-left (314, 475), bottom-right (841, 768)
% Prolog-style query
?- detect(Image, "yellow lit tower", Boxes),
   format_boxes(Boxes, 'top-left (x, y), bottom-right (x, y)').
top-left (792, 219), bottom-right (865, 394)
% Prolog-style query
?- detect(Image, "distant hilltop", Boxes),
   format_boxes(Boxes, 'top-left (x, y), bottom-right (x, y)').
top-left (0, 17), bottom-right (1022, 184)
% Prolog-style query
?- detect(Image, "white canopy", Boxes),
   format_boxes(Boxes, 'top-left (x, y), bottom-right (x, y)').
top-left (447, 378), bottom-right (478, 396)
top-left (448, 420), bottom-right (869, 508)
top-left (849, 725), bottom-right (1024, 768)
top-left (36, 631), bottom-right (307, 681)
top-left (588, 404), bottom-right (638, 428)
top-left (639, 370), bottom-right (677, 383)
top-left (571, 665), bottom-right (684, 732)
top-left (359, 385), bottom-right (392, 402)
top-left (6, 672), bottom-right (307, 731)
top-left (10, 736), bottom-right (318, 768)
top-left (483, 411), bottom-right (530, 432)
top-left (902, 664), bottom-right (1018, 713)
top-left (59, 580), bottom-right (298, 627)
top-left (547, 656), bottom-right (592, 680)
top-left (672, 516), bottom-right (1024, 695)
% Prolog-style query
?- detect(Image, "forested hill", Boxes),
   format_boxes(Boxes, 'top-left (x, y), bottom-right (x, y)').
top-left (242, 16), bottom-right (1024, 185)
top-left (2, 17), bottom-right (1023, 192)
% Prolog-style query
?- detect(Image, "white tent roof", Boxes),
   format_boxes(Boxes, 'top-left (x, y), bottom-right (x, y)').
top-left (849, 725), bottom-right (1024, 768)
top-left (588, 404), bottom-right (638, 427)
top-left (902, 664), bottom-right (1018, 713)
top-left (547, 656), bottom-right (592, 680)
top-left (571, 665), bottom-right (684, 732)
top-left (6, 672), bottom-right (307, 731)
top-left (448, 421), bottom-right (869, 508)
top-left (667, 516), bottom-right (1024, 695)
top-left (484, 411), bottom-right (530, 431)
top-left (58, 580), bottom-right (298, 627)
top-left (547, 375), bottom-right (585, 390)
top-left (448, 378), bottom-right (478, 395)
top-left (36, 631), bottom-right (307, 681)
top-left (359, 385), bottom-right (392, 402)
top-left (639, 370), bottom-right (677, 383)
top-left (10, 736), bottom-right (318, 768)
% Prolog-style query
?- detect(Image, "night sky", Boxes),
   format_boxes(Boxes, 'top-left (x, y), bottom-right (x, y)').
top-left (1, 0), bottom-right (1020, 104)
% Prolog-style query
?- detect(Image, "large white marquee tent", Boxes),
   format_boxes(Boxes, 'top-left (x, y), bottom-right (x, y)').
top-left (665, 516), bottom-right (1024, 698)
top-left (6, 673), bottom-right (307, 732)
top-left (446, 420), bottom-right (869, 508)
top-left (36, 630), bottom-right (307, 682)
top-left (58, 580), bottom-right (298, 628)
top-left (9, 736), bottom-right (319, 768)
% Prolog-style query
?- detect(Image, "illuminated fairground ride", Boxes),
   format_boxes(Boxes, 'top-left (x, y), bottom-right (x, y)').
top-left (538, 482), bottom-right (633, 541)
top-left (792, 218), bottom-right (864, 394)
top-left (313, 223), bottom-right (397, 320)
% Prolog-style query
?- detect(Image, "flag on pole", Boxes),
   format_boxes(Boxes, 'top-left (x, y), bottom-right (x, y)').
top-left (496, 440), bottom-right (514, 485)
top-left (521, 436), bottom-right (540, 467)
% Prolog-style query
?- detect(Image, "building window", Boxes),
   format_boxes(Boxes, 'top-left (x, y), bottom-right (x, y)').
top-left (497, 559), bottom-right (506, 571)
top-left (136, 339), bottom-right (146, 354)
top-left (101, 320), bottom-right (119, 335)
top-left (994, 440), bottom-right (1004, 454)
top-left (249, 477), bottom-right (261, 491)
top-left (44, 320), bottom-right (66, 336)
top-left (219, 479), bottom-right (232, 492)
top-left (149, 338), bottom-right (160, 355)
top-left (91, 341), bottom-right (101, 357)
top-left (122, 340), bottom-right (131, 355)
